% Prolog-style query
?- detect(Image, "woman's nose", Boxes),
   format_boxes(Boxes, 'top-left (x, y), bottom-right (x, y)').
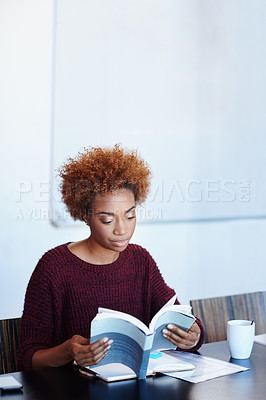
top-left (113, 220), bottom-right (126, 235)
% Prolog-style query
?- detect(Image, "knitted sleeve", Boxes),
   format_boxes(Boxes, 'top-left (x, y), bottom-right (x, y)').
top-left (17, 256), bottom-right (56, 370)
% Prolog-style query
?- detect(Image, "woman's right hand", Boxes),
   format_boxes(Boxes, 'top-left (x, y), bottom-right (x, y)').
top-left (67, 335), bottom-right (113, 367)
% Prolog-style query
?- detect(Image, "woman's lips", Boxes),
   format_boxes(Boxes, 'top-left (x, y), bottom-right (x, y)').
top-left (110, 239), bottom-right (129, 247)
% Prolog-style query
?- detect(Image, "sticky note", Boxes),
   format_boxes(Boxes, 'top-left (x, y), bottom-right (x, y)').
top-left (150, 352), bottom-right (163, 359)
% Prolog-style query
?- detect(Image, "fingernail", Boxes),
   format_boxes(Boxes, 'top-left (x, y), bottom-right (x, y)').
top-left (106, 345), bottom-right (111, 351)
top-left (162, 329), bottom-right (168, 335)
top-left (107, 339), bottom-right (113, 345)
top-left (167, 324), bottom-right (174, 329)
top-left (102, 337), bottom-right (109, 343)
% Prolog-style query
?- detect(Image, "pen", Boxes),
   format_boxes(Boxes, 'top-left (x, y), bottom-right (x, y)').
top-left (73, 361), bottom-right (99, 379)
top-left (250, 320), bottom-right (254, 325)
top-left (79, 368), bottom-right (99, 380)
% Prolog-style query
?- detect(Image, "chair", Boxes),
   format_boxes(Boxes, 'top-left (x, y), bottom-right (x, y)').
top-left (190, 291), bottom-right (266, 343)
top-left (0, 317), bottom-right (21, 374)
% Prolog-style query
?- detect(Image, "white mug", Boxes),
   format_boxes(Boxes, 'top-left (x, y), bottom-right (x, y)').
top-left (227, 320), bottom-right (255, 359)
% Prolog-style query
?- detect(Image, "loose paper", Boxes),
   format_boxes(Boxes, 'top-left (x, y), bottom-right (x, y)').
top-left (162, 350), bottom-right (249, 383)
top-left (254, 333), bottom-right (266, 346)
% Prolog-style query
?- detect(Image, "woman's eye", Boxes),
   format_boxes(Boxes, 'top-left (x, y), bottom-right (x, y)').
top-left (101, 220), bottom-right (113, 224)
top-left (127, 215), bottom-right (136, 220)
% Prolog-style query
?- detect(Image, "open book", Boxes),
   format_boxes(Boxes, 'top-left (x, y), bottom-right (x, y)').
top-left (87, 295), bottom-right (196, 380)
top-left (78, 351), bottom-right (195, 382)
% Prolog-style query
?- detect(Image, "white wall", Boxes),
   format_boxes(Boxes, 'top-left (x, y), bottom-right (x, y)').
top-left (1, 0), bottom-right (265, 319)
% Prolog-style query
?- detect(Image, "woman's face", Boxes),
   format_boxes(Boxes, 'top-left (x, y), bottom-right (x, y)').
top-left (87, 188), bottom-right (136, 254)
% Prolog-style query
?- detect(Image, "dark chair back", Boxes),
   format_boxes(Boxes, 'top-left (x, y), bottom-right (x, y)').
top-left (0, 317), bottom-right (21, 374)
top-left (190, 291), bottom-right (266, 343)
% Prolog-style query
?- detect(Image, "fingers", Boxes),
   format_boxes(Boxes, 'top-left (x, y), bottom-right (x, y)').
top-left (162, 322), bottom-right (201, 349)
top-left (189, 322), bottom-right (201, 336)
top-left (71, 335), bottom-right (90, 346)
top-left (77, 339), bottom-right (113, 367)
top-left (70, 336), bottom-right (113, 367)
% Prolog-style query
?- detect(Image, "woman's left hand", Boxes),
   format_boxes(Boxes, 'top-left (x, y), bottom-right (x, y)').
top-left (162, 321), bottom-right (201, 350)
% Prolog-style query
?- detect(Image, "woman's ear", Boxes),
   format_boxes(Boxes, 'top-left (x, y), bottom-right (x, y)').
top-left (84, 216), bottom-right (90, 226)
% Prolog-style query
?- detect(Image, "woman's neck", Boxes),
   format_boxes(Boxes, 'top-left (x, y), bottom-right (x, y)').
top-left (68, 238), bottom-right (120, 265)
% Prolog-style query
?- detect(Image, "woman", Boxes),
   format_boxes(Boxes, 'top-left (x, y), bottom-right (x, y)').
top-left (18, 144), bottom-right (204, 370)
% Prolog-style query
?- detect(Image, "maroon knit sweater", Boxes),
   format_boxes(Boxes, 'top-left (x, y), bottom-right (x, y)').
top-left (18, 243), bottom-right (204, 370)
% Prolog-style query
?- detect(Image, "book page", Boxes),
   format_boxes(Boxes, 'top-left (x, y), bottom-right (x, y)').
top-left (149, 304), bottom-right (193, 332)
top-left (88, 363), bottom-right (137, 382)
top-left (96, 308), bottom-right (150, 335)
top-left (87, 351), bottom-right (195, 382)
top-left (160, 294), bottom-right (177, 309)
top-left (147, 352), bottom-right (195, 374)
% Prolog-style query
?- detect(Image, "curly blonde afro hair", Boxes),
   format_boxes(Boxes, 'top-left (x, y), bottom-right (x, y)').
top-left (58, 144), bottom-right (152, 221)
